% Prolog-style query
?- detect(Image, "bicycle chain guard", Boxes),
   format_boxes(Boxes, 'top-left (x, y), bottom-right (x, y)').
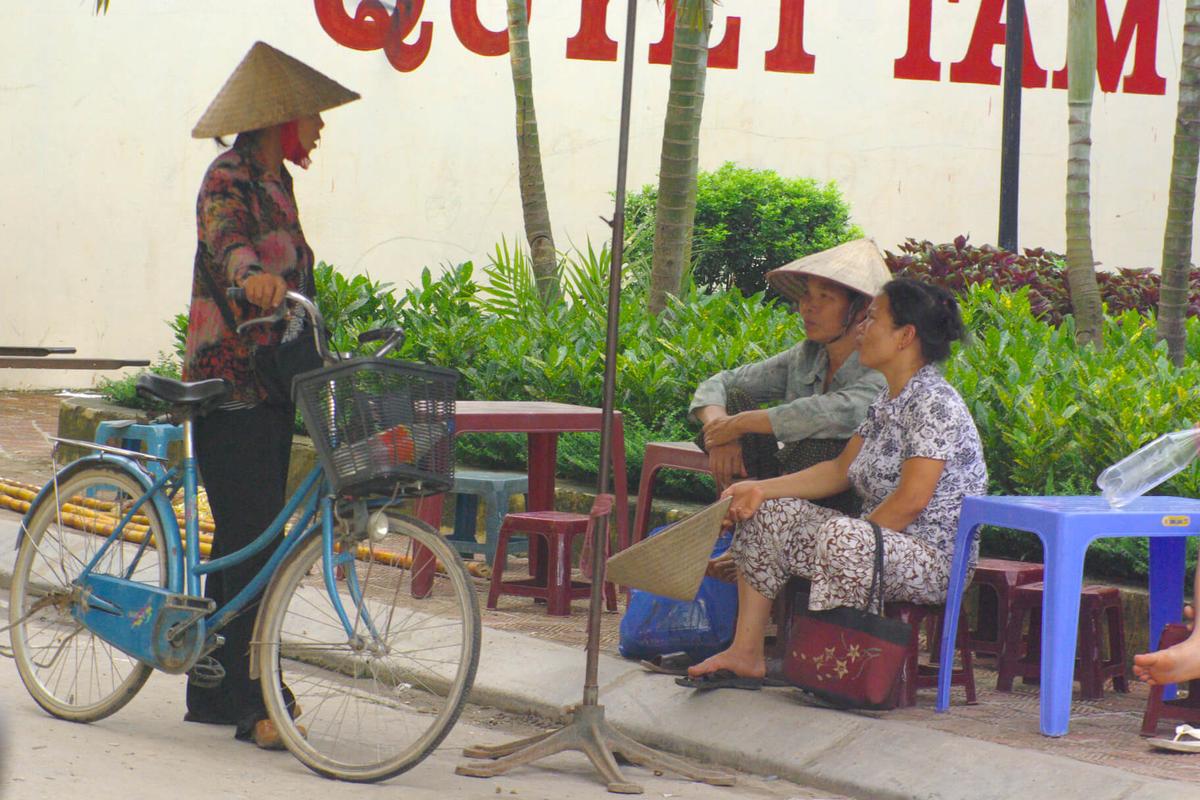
top-left (72, 575), bottom-right (213, 674)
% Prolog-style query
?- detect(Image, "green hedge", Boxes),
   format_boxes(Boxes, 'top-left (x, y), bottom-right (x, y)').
top-left (394, 255), bottom-right (1200, 581)
top-left (119, 245), bottom-right (1200, 583)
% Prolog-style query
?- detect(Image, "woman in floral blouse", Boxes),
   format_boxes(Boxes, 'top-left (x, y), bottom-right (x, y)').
top-left (681, 278), bottom-right (988, 688)
top-left (181, 42), bottom-right (358, 747)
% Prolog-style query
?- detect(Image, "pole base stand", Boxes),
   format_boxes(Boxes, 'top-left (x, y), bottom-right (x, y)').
top-left (456, 703), bottom-right (734, 794)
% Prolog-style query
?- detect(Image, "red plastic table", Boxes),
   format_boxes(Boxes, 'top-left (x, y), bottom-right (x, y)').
top-left (410, 401), bottom-right (629, 596)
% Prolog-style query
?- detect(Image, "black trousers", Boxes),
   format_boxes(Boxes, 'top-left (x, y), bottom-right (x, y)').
top-left (186, 404), bottom-right (294, 737)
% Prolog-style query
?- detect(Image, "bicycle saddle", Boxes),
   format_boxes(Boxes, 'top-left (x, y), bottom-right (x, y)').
top-left (136, 374), bottom-right (230, 407)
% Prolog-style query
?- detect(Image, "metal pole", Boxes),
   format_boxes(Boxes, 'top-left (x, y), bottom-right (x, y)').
top-left (456, 4), bottom-right (734, 788)
top-left (998, 0), bottom-right (1025, 251)
top-left (583, 0), bottom-right (639, 708)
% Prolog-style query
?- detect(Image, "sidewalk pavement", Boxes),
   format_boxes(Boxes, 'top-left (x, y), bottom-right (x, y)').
top-left (0, 515), bottom-right (1194, 800)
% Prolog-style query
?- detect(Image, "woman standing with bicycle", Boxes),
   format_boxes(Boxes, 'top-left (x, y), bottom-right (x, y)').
top-left (182, 41), bottom-right (358, 749)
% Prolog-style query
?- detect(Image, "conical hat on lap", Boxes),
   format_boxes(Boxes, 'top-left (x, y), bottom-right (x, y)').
top-left (606, 497), bottom-right (732, 602)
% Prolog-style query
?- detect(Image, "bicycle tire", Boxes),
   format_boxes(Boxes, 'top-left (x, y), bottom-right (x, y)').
top-left (256, 514), bottom-right (481, 783)
top-left (10, 463), bottom-right (167, 721)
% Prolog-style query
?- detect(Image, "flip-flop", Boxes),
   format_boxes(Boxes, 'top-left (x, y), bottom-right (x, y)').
top-left (675, 669), bottom-right (763, 691)
top-left (1150, 723), bottom-right (1200, 753)
top-left (640, 652), bottom-right (692, 676)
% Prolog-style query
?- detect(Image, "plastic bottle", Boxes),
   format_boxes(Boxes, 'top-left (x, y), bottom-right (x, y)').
top-left (1096, 429), bottom-right (1200, 508)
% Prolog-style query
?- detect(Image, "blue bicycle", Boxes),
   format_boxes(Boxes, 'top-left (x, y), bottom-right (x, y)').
top-left (8, 291), bottom-right (480, 783)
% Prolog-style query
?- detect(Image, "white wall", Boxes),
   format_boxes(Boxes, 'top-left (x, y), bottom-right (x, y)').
top-left (0, 0), bottom-right (1189, 388)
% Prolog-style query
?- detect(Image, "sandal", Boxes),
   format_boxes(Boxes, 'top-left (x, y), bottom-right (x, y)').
top-left (675, 669), bottom-right (763, 691)
top-left (640, 652), bottom-right (692, 676)
top-left (252, 717), bottom-right (308, 751)
top-left (1149, 723), bottom-right (1200, 753)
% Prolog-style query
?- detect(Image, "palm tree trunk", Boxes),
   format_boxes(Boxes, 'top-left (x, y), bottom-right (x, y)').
top-left (648, 0), bottom-right (713, 317)
top-left (1158, 0), bottom-right (1200, 367)
top-left (507, 0), bottom-right (559, 303)
top-left (1065, 0), bottom-right (1104, 349)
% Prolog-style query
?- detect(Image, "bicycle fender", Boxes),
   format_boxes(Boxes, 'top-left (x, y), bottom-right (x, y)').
top-left (16, 455), bottom-right (183, 588)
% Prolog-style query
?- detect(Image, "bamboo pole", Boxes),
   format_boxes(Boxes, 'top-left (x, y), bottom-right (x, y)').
top-left (0, 478), bottom-right (488, 578)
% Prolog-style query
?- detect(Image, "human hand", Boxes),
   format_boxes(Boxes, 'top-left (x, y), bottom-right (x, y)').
top-left (706, 442), bottom-right (746, 489)
top-left (705, 552), bottom-right (738, 583)
top-left (242, 272), bottom-right (287, 311)
top-left (702, 414), bottom-right (742, 449)
top-left (721, 481), bottom-right (765, 526)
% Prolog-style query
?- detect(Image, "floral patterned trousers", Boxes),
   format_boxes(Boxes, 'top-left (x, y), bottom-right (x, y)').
top-left (729, 498), bottom-right (953, 611)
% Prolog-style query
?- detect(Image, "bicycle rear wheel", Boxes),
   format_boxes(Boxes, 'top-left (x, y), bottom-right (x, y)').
top-left (257, 514), bottom-right (480, 783)
top-left (9, 464), bottom-right (167, 721)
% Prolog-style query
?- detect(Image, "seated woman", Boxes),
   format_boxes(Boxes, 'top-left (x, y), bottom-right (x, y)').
top-left (682, 278), bottom-right (988, 687)
top-left (689, 238), bottom-right (890, 501)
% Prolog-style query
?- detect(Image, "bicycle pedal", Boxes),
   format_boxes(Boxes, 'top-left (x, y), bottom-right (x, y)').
top-left (187, 655), bottom-right (225, 689)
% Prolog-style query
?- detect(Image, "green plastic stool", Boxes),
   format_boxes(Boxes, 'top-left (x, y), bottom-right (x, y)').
top-left (449, 469), bottom-right (529, 566)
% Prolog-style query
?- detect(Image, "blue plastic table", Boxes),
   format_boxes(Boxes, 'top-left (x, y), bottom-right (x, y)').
top-left (936, 495), bottom-right (1200, 736)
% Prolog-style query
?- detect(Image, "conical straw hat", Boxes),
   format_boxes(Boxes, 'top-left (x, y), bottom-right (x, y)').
top-left (192, 41), bottom-right (360, 139)
top-left (766, 238), bottom-right (892, 305)
top-left (605, 497), bottom-right (732, 602)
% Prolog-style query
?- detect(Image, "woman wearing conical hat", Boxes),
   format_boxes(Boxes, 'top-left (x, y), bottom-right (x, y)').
top-left (181, 42), bottom-right (358, 749)
top-left (690, 240), bottom-right (891, 500)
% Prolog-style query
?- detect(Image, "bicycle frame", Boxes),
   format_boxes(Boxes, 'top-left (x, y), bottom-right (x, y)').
top-left (20, 416), bottom-right (374, 674)
top-left (17, 290), bottom-right (414, 676)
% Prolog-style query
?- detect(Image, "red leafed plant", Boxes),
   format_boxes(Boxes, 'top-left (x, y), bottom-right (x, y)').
top-left (884, 236), bottom-right (1198, 324)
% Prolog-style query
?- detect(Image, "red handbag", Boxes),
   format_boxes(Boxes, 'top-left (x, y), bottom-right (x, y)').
top-left (782, 522), bottom-right (911, 710)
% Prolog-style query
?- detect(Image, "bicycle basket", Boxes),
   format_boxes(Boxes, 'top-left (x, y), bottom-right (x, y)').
top-left (294, 358), bottom-right (458, 497)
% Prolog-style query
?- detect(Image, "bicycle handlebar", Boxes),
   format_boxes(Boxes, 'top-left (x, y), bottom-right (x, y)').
top-left (227, 288), bottom-right (334, 364)
top-left (225, 288), bottom-right (404, 363)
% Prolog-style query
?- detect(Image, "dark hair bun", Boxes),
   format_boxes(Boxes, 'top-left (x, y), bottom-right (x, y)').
top-left (882, 278), bottom-right (965, 363)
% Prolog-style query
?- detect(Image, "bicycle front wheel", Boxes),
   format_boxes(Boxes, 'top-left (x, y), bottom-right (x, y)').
top-left (10, 464), bottom-right (168, 721)
top-left (257, 514), bottom-right (480, 783)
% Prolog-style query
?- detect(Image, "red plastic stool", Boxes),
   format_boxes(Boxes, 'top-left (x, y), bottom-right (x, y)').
top-left (487, 509), bottom-right (618, 616)
top-left (967, 558), bottom-right (1044, 660)
top-left (632, 442), bottom-right (712, 544)
top-left (997, 582), bottom-right (1129, 700)
top-left (884, 602), bottom-right (977, 707)
top-left (1140, 623), bottom-right (1200, 736)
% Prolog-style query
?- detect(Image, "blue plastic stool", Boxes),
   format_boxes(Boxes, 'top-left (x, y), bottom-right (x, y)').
top-left (94, 420), bottom-right (182, 478)
top-left (448, 469), bottom-right (529, 566)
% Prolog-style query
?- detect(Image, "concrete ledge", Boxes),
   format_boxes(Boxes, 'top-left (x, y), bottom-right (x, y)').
top-left (456, 600), bottom-right (1192, 800)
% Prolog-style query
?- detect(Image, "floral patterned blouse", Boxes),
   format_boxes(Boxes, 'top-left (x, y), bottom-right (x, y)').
top-left (182, 137), bottom-right (314, 406)
top-left (847, 365), bottom-right (988, 557)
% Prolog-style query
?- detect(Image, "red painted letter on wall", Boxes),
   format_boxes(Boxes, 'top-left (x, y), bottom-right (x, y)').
top-left (567, 0), bottom-right (618, 61)
top-left (1051, 0), bottom-right (1166, 95)
top-left (451, 0), bottom-right (532, 57)
top-left (315, 0), bottom-right (390, 50)
top-left (948, 0), bottom-right (1048, 87)
top-left (648, 0), bottom-right (742, 70)
top-left (894, 0), bottom-right (939, 81)
top-left (765, 0), bottom-right (815, 74)
top-left (315, 0), bottom-right (432, 73)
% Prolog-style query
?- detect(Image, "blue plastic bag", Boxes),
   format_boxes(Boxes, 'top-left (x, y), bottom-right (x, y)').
top-left (618, 526), bottom-right (737, 663)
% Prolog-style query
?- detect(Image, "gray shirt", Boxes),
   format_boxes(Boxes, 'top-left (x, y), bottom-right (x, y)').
top-left (688, 340), bottom-right (887, 442)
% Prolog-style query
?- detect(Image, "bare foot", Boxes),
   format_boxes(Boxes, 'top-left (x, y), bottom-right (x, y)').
top-left (686, 648), bottom-right (766, 680)
top-left (1134, 633), bottom-right (1200, 686)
